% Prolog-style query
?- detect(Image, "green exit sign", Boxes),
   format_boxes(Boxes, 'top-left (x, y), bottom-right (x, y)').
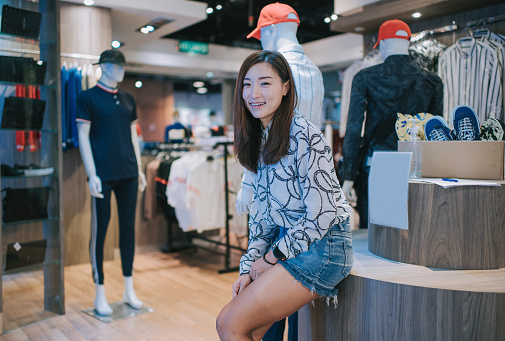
top-left (178, 40), bottom-right (209, 55)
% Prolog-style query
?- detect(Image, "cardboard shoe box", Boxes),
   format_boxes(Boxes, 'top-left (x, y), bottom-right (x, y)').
top-left (398, 141), bottom-right (505, 180)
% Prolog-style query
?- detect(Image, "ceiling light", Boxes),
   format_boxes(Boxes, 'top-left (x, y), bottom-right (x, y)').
top-left (140, 27), bottom-right (150, 34)
top-left (324, 17), bottom-right (331, 24)
top-left (197, 87), bottom-right (208, 94)
top-left (111, 40), bottom-right (122, 48)
top-left (412, 12), bottom-right (422, 18)
top-left (206, 72), bottom-right (214, 78)
top-left (331, 14), bottom-right (338, 21)
top-left (135, 81), bottom-right (143, 88)
top-left (355, 26), bottom-right (364, 32)
top-left (206, 7), bottom-right (214, 14)
top-left (193, 81), bottom-right (205, 88)
top-left (146, 25), bottom-right (155, 32)
top-left (83, 0), bottom-right (94, 6)
top-left (216, 4), bottom-right (222, 10)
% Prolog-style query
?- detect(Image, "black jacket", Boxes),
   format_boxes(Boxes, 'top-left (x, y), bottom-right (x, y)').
top-left (341, 55), bottom-right (443, 181)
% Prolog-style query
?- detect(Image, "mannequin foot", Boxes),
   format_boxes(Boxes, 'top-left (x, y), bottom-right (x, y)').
top-left (123, 276), bottom-right (143, 309)
top-left (94, 284), bottom-right (113, 316)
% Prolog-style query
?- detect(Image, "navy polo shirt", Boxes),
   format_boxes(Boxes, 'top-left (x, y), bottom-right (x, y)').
top-left (76, 84), bottom-right (138, 182)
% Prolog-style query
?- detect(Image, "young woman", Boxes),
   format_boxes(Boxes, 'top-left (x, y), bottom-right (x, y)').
top-left (216, 50), bottom-right (353, 341)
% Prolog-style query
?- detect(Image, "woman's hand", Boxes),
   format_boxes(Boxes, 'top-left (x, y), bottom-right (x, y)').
top-left (249, 252), bottom-right (276, 281)
top-left (232, 274), bottom-right (252, 298)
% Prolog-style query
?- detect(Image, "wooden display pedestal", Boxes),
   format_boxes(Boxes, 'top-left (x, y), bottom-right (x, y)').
top-left (369, 181), bottom-right (505, 270)
top-left (299, 182), bottom-right (505, 340)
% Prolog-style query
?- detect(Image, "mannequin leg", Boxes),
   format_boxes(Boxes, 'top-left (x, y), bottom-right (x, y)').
top-left (123, 276), bottom-right (142, 309)
top-left (94, 283), bottom-right (113, 316)
top-left (90, 185), bottom-right (113, 315)
top-left (114, 177), bottom-right (142, 309)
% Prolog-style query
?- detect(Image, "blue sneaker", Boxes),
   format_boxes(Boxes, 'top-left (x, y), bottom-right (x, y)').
top-left (451, 105), bottom-right (481, 140)
top-left (424, 116), bottom-right (455, 141)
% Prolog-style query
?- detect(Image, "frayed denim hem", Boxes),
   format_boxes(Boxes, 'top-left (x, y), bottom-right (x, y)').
top-left (279, 260), bottom-right (340, 308)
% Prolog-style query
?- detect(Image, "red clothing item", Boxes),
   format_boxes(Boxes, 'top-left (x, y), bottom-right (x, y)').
top-left (15, 85), bottom-right (41, 152)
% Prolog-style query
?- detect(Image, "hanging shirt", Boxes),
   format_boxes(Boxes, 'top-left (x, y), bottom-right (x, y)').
top-left (239, 115), bottom-right (351, 275)
top-left (278, 44), bottom-right (324, 129)
top-left (438, 38), bottom-right (502, 124)
top-left (341, 54), bottom-right (443, 182)
top-left (339, 51), bottom-right (383, 138)
top-left (76, 84), bottom-right (138, 181)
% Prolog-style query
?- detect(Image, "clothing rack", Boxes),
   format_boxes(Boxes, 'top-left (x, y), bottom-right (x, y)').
top-left (158, 141), bottom-right (246, 273)
top-left (189, 141), bottom-right (246, 274)
top-left (411, 24), bottom-right (458, 43)
top-left (466, 13), bottom-right (505, 30)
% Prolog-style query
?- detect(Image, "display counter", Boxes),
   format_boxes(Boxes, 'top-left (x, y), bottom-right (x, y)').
top-left (369, 181), bottom-right (505, 270)
top-left (299, 181), bottom-right (505, 340)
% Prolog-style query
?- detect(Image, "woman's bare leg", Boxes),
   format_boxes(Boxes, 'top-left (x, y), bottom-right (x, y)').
top-left (216, 264), bottom-right (320, 341)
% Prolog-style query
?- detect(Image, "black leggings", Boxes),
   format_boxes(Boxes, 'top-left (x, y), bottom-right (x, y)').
top-left (90, 177), bottom-right (138, 284)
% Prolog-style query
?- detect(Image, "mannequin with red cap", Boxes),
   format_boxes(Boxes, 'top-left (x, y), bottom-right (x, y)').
top-left (236, 2), bottom-right (325, 219)
top-left (341, 19), bottom-right (443, 229)
top-left (76, 49), bottom-right (147, 316)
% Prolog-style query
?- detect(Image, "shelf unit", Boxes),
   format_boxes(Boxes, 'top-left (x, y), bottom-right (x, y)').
top-left (0, 0), bottom-right (63, 334)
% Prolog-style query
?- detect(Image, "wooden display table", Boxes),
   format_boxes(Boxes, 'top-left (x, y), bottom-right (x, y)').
top-left (369, 181), bottom-right (505, 270)
top-left (298, 230), bottom-right (505, 340)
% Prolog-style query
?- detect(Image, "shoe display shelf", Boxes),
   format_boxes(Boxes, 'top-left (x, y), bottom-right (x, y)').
top-left (0, 0), bottom-right (64, 334)
top-left (299, 181), bottom-right (505, 340)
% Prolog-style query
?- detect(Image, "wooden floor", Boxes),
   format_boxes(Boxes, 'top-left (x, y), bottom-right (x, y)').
top-left (0, 247), bottom-right (244, 341)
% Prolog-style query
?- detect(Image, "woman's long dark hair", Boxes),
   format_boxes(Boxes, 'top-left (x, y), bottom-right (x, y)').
top-left (233, 50), bottom-right (297, 173)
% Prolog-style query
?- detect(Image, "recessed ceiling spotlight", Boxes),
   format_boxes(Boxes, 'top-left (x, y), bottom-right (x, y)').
top-left (197, 87), bottom-right (208, 94)
top-left (146, 25), bottom-right (155, 32)
top-left (412, 12), bottom-right (422, 18)
top-left (216, 4), bottom-right (223, 10)
top-left (135, 81), bottom-right (143, 88)
top-left (140, 27), bottom-right (150, 34)
top-left (324, 17), bottom-right (331, 24)
top-left (83, 0), bottom-right (94, 6)
top-left (206, 7), bottom-right (214, 14)
top-left (206, 72), bottom-right (214, 78)
top-left (331, 13), bottom-right (338, 21)
top-left (193, 81), bottom-right (205, 88)
top-left (111, 40), bottom-right (122, 48)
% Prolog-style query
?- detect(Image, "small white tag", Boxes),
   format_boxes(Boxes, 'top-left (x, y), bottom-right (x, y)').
top-left (13, 242), bottom-right (21, 251)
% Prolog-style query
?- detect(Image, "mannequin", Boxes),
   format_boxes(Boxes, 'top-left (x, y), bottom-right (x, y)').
top-left (342, 38), bottom-right (410, 204)
top-left (341, 19), bottom-right (443, 229)
top-left (237, 3), bottom-right (326, 340)
top-left (237, 2), bottom-right (325, 216)
top-left (76, 49), bottom-right (147, 316)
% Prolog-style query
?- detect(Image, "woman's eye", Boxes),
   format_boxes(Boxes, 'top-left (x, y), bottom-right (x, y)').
top-left (261, 82), bottom-right (270, 86)
top-left (243, 82), bottom-right (251, 87)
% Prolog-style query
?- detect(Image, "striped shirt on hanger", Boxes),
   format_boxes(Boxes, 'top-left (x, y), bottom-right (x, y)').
top-left (438, 38), bottom-right (502, 125)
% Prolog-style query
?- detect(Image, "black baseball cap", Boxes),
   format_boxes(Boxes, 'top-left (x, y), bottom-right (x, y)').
top-left (93, 49), bottom-right (126, 65)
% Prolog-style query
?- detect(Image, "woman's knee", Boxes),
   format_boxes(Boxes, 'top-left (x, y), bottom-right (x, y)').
top-left (216, 306), bottom-right (235, 340)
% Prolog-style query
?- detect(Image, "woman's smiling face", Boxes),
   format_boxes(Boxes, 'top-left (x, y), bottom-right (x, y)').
top-left (242, 62), bottom-right (289, 129)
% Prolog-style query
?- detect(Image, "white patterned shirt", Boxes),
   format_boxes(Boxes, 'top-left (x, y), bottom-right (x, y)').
top-left (239, 115), bottom-right (351, 275)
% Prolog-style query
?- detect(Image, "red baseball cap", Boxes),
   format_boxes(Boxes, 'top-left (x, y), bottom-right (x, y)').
top-left (373, 19), bottom-right (411, 49)
top-left (246, 2), bottom-right (300, 40)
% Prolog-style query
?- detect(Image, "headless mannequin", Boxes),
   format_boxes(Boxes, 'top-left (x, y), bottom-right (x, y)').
top-left (342, 38), bottom-right (410, 205)
top-left (77, 62), bottom-right (147, 315)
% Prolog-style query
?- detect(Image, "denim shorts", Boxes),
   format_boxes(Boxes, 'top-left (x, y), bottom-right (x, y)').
top-left (278, 219), bottom-right (353, 301)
